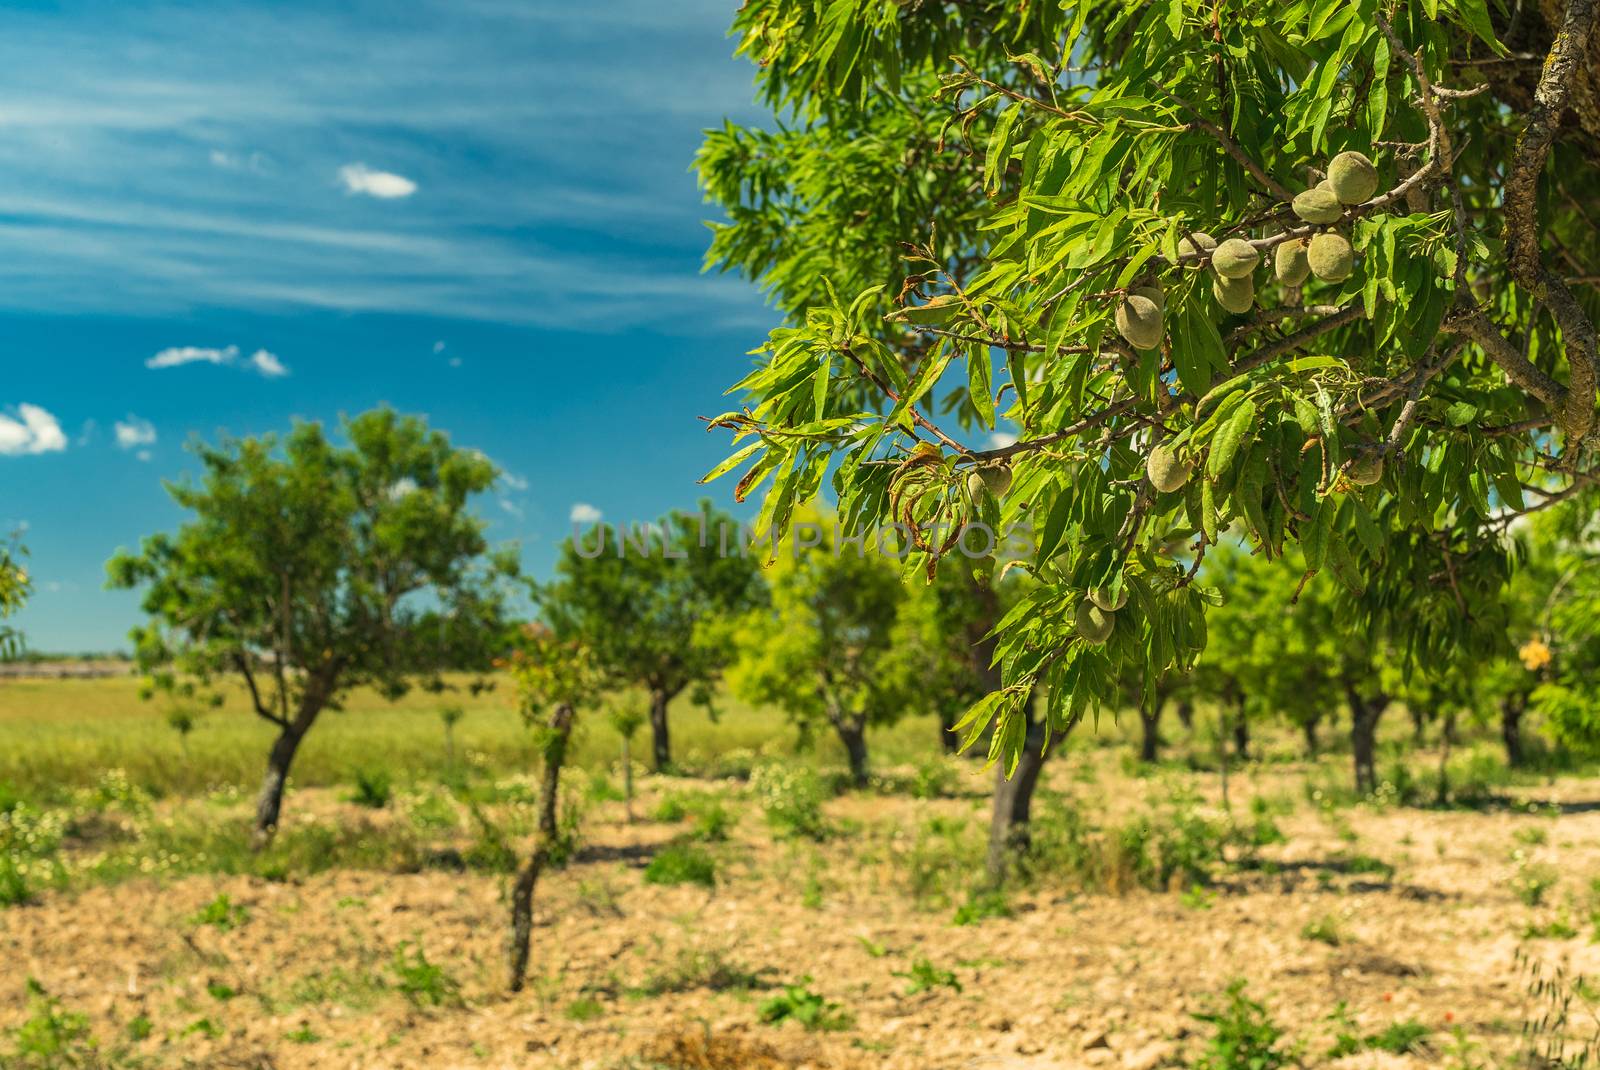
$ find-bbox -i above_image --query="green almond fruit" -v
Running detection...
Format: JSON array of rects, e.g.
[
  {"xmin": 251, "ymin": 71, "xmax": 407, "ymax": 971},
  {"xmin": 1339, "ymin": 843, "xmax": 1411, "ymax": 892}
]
[
  {"xmin": 1292, "ymin": 186, "xmax": 1344, "ymax": 225},
  {"xmin": 1177, "ymin": 231, "xmax": 1217, "ymax": 264},
  {"xmin": 1274, "ymin": 238, "xmax": 1311, "ymax": 286},
  {"xmin": 1146, "ymin": 443, "xmax": 1191, "ymax": 493},
  {"xmin": 1114, "ymin": 294, "xmax": 1164, "ymax": 351},
  {"xmin": 1089, "ymin": 585, "xmax": 1128, "ymax": 612},
  {"xmin": 1130, "ymin": 284, "xmax": 1165, "ymax": 312},
  {"xmin": 1210, "ymin": 238, "xmax": 1260, "ymax": 279},
  {"xmin": 1308, "ymin": 232, "xmax": 1353, "ymax": 283},
  {"xmin": 1076, "ymin": 598, "xmax": 1115, "ymax": 644},
  {"xmin": 1328, "ymin": 151, "xmax": 1379, "ymax": 205},
  {"xmin": 1346, "ymin": 452, "xmax": 1384, "ymax": 486},
  {"xmin": 1213, "ymin": 272, "xmax": 1255, "ymax": 313}
]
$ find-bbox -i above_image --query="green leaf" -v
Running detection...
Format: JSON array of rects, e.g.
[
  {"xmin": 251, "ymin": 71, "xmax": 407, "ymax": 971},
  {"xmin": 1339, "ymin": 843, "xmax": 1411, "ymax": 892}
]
[{"xmin": 1207, "ymin": 400, "xmax": 1257, "ymax": 479}]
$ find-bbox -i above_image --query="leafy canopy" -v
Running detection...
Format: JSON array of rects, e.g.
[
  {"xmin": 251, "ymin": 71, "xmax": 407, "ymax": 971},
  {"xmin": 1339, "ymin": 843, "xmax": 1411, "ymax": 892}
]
[
  {"xmin": 699, "ymin": 0, "xmax": 1599, "ymax": 768},
  {"xmin": 108, "ymin": 408, "xmax": 516, "ymax": 723},
  {"xmin": 540, "ymin": 503, "xmax": 768, "ymax": 703}
]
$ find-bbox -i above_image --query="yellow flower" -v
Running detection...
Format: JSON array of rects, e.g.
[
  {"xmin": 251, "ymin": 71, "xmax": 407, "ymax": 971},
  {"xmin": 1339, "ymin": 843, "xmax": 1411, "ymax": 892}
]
[{"xmin": 1519, "ymin": 638, "xmax": 1552, "ymax": 672}]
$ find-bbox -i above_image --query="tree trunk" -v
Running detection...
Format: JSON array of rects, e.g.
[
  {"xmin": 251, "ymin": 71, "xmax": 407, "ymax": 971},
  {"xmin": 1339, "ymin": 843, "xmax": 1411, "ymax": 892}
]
[
  {"xmin": 1139, "ymin": 702, "xmax": 1162, "ymax": 763},
  {"xmin": 621, "ymin": 734, "xmax": 634, "ymax": 822},
  {"xmin": 1232, "ymin": 707, "xmax": 1250, "ymax": 761},
  {"xmin": 1410, "ymin": 704, "xmax": 1427, "ymax": 744},
  {"xmin": 648, "ymin": 685, "xmax": 672, "ymax": 772},
  {"xmin": 1502, "ymin": 695, "xmax": 1527, "ymax": 768},
  {"xmin": 252, "ymin": 723, "xmax": 310, "ymax": 848},
  {"xmin": 1436, "ymin": 710, "xmax": 1456, "ymax": 806},
  {"xmin": 937, "ymin": 707, "xmax": 961, "ymax": 754},
  {"xmin": 508, "ymin": 702, "xmax": 575, "ymax": 993},
  {"xmin": 986, "ymin": 696, "xmax": 1057, "ymax": 883},
  {"xmin": 1302, "ymin": 715, "xmax": 1320, "ymax": 757},
  {"xmin": 834, "ymin": 716, "xmax": 870, "ymax": 788},
  {"xmin": 1346, "ymin": 686, "xmax": 1386, "ymax": 796},
  {"xmin": 1176, "ymin": 698, "xmax": 1194, "ymax": 732}
]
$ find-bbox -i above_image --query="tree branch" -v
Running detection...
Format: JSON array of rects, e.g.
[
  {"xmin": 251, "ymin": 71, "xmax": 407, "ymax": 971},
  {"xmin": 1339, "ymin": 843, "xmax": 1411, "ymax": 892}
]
[{"xmin": 1500, "ymin": 0, "xmax": 1600, "ymax": 444}]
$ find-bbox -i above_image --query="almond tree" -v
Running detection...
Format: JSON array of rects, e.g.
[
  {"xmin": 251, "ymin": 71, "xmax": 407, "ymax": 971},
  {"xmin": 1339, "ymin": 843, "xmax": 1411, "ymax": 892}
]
[
  {"xmin": 540, "ymin": 503, "xmax": 766, "ymax": 772},
  {"xmin": 505, "ymin": 625, "xmax": 600, "ymax": 993},
  {"xmin": 108, "ymin": 409, "xmax": 516, "ymax": 844},
  {"xmin": 728, "ymin": 511, "xmax": 916, "ymax": 787},
  {"xmin": 699, "ymin": 0, "xmax": 1595, "ymax": 774}
]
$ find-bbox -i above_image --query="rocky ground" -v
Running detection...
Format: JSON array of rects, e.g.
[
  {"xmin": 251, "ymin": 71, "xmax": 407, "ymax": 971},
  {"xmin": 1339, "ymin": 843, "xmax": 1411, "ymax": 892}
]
[{"xmin": 4, "ymin": 754, "xmax": 1600, "ymax": 1069}]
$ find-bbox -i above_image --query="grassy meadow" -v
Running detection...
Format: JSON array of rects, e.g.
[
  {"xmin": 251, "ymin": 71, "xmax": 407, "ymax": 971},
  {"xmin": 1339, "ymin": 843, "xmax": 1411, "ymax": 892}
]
[{"xmin": 0, "ymin": 672, "xmax": 948, "ymax": 803}]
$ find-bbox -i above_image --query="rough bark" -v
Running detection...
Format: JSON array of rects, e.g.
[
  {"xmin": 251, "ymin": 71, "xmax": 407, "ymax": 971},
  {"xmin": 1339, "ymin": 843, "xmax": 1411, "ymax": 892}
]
[
  {"xmin": 508, "ymin": 702, "xmax": 575, "ymax": 993},
  {"xmin": 252, "ymin": 724, "xmax": 308, "ymax": 847},
  {"xmin": 833, "ymin": 715, "xmax": 870, "ymax": 788},
  {"xmin": 1302, "ymin": 715, "xmax": 1320, "ymax": 757},
  {"xmin": 986, "ymin": 695, "xmax": 1057, "ymax": 883},
  {"xmin": 1346, "ymin": 686, "xmax": 1389, "ymax": 796},
  {"xmin": 1139, "ymin": 702, "xmax": 1162, "ymax": 763},
  {"xmin": 647, "ymin": 685, "xmax": 675, "ymax": 772}
]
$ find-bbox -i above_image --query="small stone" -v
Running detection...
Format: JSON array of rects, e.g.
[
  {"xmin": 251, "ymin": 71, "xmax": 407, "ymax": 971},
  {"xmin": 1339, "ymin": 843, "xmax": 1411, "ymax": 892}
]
[{"xmin": 1123, "ymin": 1040, "xmax": 1176, "ymax": 1070}]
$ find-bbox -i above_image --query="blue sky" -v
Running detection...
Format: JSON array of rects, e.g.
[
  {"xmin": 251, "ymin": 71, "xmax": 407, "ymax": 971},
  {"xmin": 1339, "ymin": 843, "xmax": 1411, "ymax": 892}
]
[{"xmin": 2, "ymin": 0, "xmax": 778, "ymax": 651}]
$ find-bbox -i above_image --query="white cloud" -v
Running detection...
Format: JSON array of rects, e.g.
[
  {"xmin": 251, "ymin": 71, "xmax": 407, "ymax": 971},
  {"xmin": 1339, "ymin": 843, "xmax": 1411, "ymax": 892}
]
[
  {"xmin": 249, "ymin": 349, "xmax": 288, "ymax": 377},
  {"xmin": 569, "ymin": 502, "xmax": 602, "ymax": 525},
  {"xmin": 0, "ymin": 404, "xmax": 67, "ymax": 456},
  {"xmin": 114, "ymin": 415, "xmax": 157, "ymax": 451},
  {"xmin": 146, "ymin": 344, "xmax": 288, "ymax": 377},
  {"xmin": 988, "ymin": 431, "xmax": 1018, "ymax": 449},
  {"xmin": 147, "ymin": 344, "xmax": 238, "ymax": 370},
  {"xmin": 338, "ymin": 163, "xmax": 417, "ymax": 199},
  {"xmin": 501, "ymin": 472, "xmax": 529, "ymax": 492},
  {"xmin": 498, "ymin": 498, "xmax": 524, "ymax": 518},
  {"xmin": 433, "ymin": 340, "xmax": 446, "ymax": 353}
]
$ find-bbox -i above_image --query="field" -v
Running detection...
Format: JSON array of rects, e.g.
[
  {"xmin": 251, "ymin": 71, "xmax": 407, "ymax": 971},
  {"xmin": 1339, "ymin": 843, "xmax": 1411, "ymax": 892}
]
[{"xmin": 4, "ymin": 675, "xmax": 1600, "ymax": 1069}]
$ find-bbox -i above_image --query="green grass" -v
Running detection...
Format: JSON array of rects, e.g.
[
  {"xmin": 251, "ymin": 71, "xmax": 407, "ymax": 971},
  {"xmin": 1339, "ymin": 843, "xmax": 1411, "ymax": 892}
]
[
  {"xmin": 0, "ymin": 674, "xmax": 947, "ymax": 802},
  {"xmin": 642, "ymin": 843, "xmax": 717, "ymax": 888}
]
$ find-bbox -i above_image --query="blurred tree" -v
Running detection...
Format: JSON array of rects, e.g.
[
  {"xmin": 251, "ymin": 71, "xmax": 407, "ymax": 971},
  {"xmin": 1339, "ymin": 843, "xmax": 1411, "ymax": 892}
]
[
  {"xmin": 729, "ymin": 509, "xmax": 916, "ymax": 787},
  {"xmin": 541, "ymin": 503, "xmax": 766, "ymax": 772},
  {"xmin": 0, "ymin": 536, "xmax": 29, "ymax": 661},
  {"xmin": 108, "ymin": 409, "xmax": 516, "ymax": 845}
]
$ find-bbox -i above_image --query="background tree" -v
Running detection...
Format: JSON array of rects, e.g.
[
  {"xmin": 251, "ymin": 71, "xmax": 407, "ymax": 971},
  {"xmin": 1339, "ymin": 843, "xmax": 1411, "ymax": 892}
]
[
  {"xmin": 700, "ymin": 0, "xmax": 1600, "ymax": 775},
  {"xmin": 1524, "ymin": 488, "xmax": 1600, "ymax": 753},
  {"xmin": 0, "ymin": 537, "xmax": 29, "ymax": 661},
  {"xmin": 504, "ymin": 624, "xmax": 601, "ymax": 993},
  {"xmin": 541, "ymin": 503, "xmax": 766, "ymax": 772},
  {"xmin": 107, "ymin": 409, "xmax": 514, "ymax": 844},
  {"xmin": 728, "ymin": 510, "xmax": 917, "ymax": 787}
]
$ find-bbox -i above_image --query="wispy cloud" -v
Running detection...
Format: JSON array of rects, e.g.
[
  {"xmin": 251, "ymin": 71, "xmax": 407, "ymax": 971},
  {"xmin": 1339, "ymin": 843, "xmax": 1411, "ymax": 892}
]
[
  {"xmin": 147, "ymin": 344, "xmax": 237, "ymax": 370},
  {"xmin": 988, "ymin": 431, "xmax": 1018, "ymax": 449},
  {"xmin": 0, "ymin": 404, "xmax": 67, "ymax": 456},
  {"xmin": 146, "ymin": 344, "xmax": 289, "ymax": 377},
  {"xmin": 501, "ymin": 472, "xmax": 529, "ymax": 492},
  {"xmin": 113, "ymin": 415, "xmax": 156, "ymax": 451},
  {"xmin": 0, "ymin": 0, "xmax": 767, "ymax": 332},
  {"xmin": 338, "ymin": 163, "xmax": 417, "ymax": 199},
  {"xmin": 569, "ymin": 502, "xmax": 602, "ymax": 525}
]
